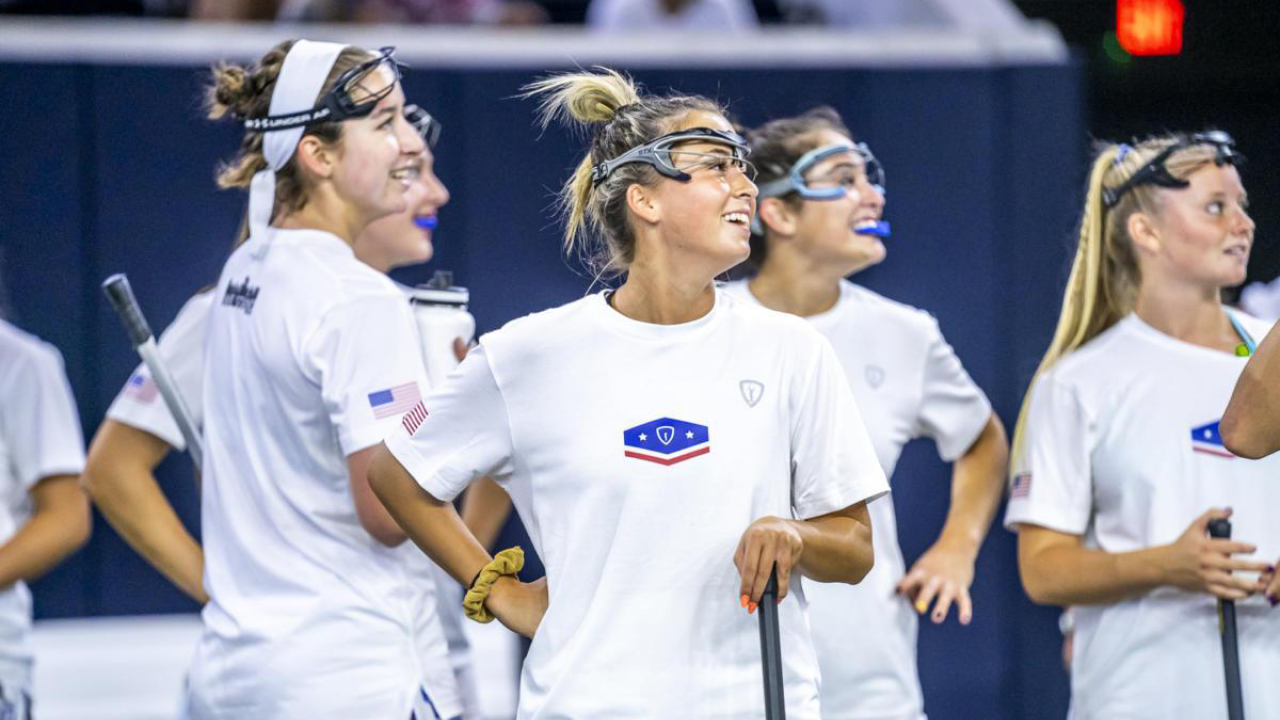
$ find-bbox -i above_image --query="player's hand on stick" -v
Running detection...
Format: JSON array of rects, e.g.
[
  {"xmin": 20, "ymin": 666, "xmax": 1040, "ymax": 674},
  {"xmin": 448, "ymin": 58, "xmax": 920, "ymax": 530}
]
[
  {"xmin": 896, "ymin": 539, "xmax": 976, "ymax": 625},
  {"xmin": 1162, "ymin": 508, "xmax": 1269, "ymax": 600},
  {"xmin": 486, "ymin": 575, "xmax": 548, "ymax": 638},
  {"xmin": 735, "ymin": 516, "xmax": 803, "ymax": 612}
]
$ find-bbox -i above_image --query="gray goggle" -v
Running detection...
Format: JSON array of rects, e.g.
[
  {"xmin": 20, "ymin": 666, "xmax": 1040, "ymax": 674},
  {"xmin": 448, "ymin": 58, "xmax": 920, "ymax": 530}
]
[
  {"xmin": 591, "ymin": 127, "xmax": 753, "ymax": 186},
  {"xmin": 755, "ymin": 142, "xmax": 885, "ymax": 201},
  {"xmin": 404, "ymin": 104, "xmax": 441, "ymax": 148},
  {"xmin": 751, "ymin": 142, "xmax": 890, "ymax": 238},
  {"xmin": 244, "ymin": 46, "xmax": 405, "ymax": 132}
]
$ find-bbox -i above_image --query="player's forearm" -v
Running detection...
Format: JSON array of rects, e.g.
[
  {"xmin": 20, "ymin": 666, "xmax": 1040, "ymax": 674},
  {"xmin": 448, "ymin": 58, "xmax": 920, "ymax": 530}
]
[
  {"xmin": 460, "ymin": 476, "xmax": 513, "ymax": 551},
  {"xmin": 93, "ymin": 481, "xmax": 205, "ymax": 602},
  {"xmin": 1222, "ymin": 328, "xmax": 1280, "ymax": 458},
  {"xmin": 1018, "ymin": 535, "xmax": 1169, "ymax": 606},
  {"xmin": 793, "ymin": 502, "xmax": 874, "ymax": 585},
  {"xmin": 0, "ymin": 477, "xmax": 90, "ymax": 589},
  {"xmin": 83, "ymin": 422, "xmax": 207, "ymax": 602},
  {"xmin": 936, "ymin": 414, "xmax": 1008, "ymax": 556},
  {"xmin": 369, "ymin": 444, "xmax": 495, "ymax": 586},
  {"xmin": 348, "ymin": 446, "xmax": 408, "ymax": 547}
]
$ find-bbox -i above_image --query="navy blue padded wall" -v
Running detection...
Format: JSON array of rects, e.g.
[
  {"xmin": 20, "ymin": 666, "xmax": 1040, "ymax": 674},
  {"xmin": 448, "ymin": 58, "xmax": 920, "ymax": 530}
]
[
  {"xmin": 0, "ymin": 58, "xmax": 1083, "ymax": 720},
  {"xmin": 0, "ymin": 63, "xmax": 94, "ymax": 617}
]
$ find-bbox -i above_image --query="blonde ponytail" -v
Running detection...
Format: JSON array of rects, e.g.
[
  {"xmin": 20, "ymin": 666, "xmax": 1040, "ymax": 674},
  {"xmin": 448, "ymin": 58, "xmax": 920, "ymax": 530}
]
[
  {"xmin": 1010, "ymin": 147, "xmax": 1123, "ymax": 467},
  {"xmin": 1011, "ymin": 135, "xmax": 1225, "ymax": 468},
  {"xmin": 525, "ymin": 68, "xmax": 641, "ymax": 129},
  {"xmin": 523, "ymin": 69, "xmax": 641, "ymax": 259},
  {"xmin": 521, "ymin": 68, "xmax": 723, "ymax": 278}
]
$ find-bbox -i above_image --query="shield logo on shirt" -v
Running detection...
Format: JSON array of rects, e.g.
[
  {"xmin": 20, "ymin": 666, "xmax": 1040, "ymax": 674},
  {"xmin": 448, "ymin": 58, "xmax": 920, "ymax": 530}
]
[
  {"xmin": 740, "ymin": 379, "xmax": 764, "ymax": 407},
  {"xmin": 865, "ymin": 365, "xmax": 885, "ymax": 389},
  {"xmin": 1190, "ymin": 420, "xmax": 1234, "ymax": 459},
  {"xmin": 623, "ymin": 417, "xmax": 711, "ymax": 466}
]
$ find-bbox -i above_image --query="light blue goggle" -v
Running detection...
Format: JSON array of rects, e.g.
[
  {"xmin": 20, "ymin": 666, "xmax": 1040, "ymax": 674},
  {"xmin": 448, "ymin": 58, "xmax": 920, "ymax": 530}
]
[{"xmin": 752, "ymin": 143, "xmax": 889, "ymax": 237}]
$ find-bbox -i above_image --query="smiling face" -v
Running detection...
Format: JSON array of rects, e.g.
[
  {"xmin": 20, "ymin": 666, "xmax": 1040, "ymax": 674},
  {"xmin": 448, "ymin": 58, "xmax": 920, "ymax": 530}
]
[
  {"xmin": 1138, "ymin": 163, "xmax": 1254, "ymax": 290},
  {"xmin": 639, "ymin": 110, "xmax": 759, "ymax": 276},
  {"xmin": 786, "ymin": 129, "xmax": 887, "ymax": 275},
  {"xmin": 326, "ymin": 66, "xmax": 426, "ymax": 226},
  {"xmin": 354, "ymin": 144, "xmax": 450, "ymax": 273}
]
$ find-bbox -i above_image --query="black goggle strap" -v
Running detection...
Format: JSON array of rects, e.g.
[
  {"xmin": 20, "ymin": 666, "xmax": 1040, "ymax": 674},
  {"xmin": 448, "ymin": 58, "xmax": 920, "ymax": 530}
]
[
  {"xmin": 243, "ymin": 46, "xmax": 404, "ymax": 132},
  {"xmin": 328, "ymin": 46, "xmax": 404, "ymax": 117},
  {"xmin": 591, "ymin": 127, "xmax": 750, "ymax": 186},
  {"xmin": 244, "ymin": 106, "xmax": 332, "ymax": 132},
  {"xmin": 858, "ymin": 142, "xmax": 887, "ymax": 197},
  {"xmin": 1102, "ymin": 131, "xmax": 1240, "ymax": 209},
  {"xmin": 404, "ymin": 104, "xmax": 442, "ymax": 148}
]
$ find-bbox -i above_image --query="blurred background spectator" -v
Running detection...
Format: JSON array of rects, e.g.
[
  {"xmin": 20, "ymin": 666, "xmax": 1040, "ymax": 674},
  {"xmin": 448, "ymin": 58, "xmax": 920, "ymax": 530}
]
[
  {"xmin": 273, "ymin": 0, "xmax": 550, "ymax": 24},
  {"xmin": 776, "ymin": 0, "xmax": 1025, "ymax": 28},
  {"xmin": 0, "ymin": 0, "xmax": 1034, "ymax": 25},
  {"xmin": 585, "ymin": 0, "xmax": 758, "ymax": 32},
  {"xmin": 0, "ymin": 0, "xmax": 551, "ymax": 23}
]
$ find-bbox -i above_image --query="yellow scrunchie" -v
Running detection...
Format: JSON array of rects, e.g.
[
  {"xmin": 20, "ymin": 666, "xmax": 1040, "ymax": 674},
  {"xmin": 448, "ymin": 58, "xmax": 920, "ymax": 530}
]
[{"xmin": 463, "ymin": 547, "xmax": 524, "ymax": 623}]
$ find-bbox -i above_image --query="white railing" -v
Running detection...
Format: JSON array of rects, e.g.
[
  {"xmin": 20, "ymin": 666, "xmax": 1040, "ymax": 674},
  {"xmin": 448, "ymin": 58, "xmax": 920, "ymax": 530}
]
[{"xmin": 0, "ymin": 17, "xmax": 1066, "ymax": 67}]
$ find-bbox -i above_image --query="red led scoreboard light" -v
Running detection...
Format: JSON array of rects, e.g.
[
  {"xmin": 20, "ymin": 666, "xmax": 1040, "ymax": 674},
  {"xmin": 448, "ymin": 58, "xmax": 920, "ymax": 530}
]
[{"xmin": 1117, "ymin": 0, "xmax": 1185, "ymax": 55}]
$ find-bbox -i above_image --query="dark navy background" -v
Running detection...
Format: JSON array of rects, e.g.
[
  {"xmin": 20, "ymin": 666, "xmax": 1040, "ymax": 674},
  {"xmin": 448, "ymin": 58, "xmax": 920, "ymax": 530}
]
[{"xmin": 0, "ymin": 59, "xmax": 1085, "ymax": 719}]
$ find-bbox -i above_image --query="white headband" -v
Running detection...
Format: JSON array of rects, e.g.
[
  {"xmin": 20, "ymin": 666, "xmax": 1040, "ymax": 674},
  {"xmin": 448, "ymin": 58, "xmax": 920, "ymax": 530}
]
[{"xmin": 246, "ymin": 39, "xmax": 347, "ymax": 255}]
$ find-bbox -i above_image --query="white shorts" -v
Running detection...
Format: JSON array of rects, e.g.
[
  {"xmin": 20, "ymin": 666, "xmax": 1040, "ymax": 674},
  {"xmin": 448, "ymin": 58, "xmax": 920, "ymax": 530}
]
[{"xmin": 0, "ymin": 684, "xmax": 31, "ymax": 720}]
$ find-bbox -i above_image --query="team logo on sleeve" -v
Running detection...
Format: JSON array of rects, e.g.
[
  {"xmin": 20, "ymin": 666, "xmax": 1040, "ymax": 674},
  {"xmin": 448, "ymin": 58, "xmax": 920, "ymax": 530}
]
[
  {"xmin": 369, "ymin": 382, "xmax": 422, "ymax": 420},
  {"xmin": 1190, "ymin": 420, "xmax": 1234, "ymax": 459},
  {"xmin": 124, "ymin": 371, "xmax": 159, "ymax": 403},
  {"xmin": 622, "ymin": 417, "xmax": 710, "ymax": 466}
]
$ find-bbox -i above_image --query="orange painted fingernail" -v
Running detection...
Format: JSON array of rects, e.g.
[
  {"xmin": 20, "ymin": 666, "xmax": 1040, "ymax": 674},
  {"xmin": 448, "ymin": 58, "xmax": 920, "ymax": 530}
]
[
  {"xmin": 915, "ymin": 600, "xmax": 927, "ymax": 614},
  {"xmin": 740, "ymin": 594, "xmax": 749, "ymax": 608},
  {"xmin": 748, "ymin": 602, "xmax": 758, "ymax": 614}
]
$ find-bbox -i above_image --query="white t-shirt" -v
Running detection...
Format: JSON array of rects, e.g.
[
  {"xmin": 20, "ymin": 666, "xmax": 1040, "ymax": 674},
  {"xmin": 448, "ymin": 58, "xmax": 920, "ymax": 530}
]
[
  {"xmin": 1005, "ymin": 312, "xmax": 1280, "ymax": 720},
  {"xmin": 586, "ymin": 0, "xmax": 759, "ymax": 31},
  {"xmin": 0, "ymin": 319, "xmax": 86, "ymax": 695},
  {"xmin": 386, "ymin": 288, "xmax": 889, "ymax": 720},
  {"xmin": 106, "ymin": 281, "xmax": 472, "ymax": 718},
  {"xmin": 725, "ymin": 279, "xmax": 991, "ymax": 720},
  {"xmin": 188, "ymin": 230, "xmax": 456, "ymax": 719}
]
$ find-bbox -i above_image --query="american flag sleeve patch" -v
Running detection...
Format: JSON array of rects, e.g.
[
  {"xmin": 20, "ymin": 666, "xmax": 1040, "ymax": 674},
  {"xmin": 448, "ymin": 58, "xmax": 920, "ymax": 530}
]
[
  {"xmin": 1011, "ymin": 471, "xmax": 1032, "ymax": 498},
  {"xmin": 124, "ymin": 371, "xmax": 159, "ymax": 403},
  {"xmin": 402, "ymin": 401, "xmax": 429, "ymax": 436},
  {"xmin": 368, "ymin": 382, "xmax": 422, "ymax": 420}
]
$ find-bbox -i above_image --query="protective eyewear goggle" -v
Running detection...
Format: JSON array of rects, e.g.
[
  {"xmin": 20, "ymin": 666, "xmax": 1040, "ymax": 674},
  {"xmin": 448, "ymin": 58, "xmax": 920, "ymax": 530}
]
[
  {"xmin": 751, "ymin": 142, "xmax": 890, "ymax": 237},
  {"xmin": 756, "ymin": 142, "xmax": 886, "ymax": 202},
  {"xmin": 404, "ymin": 104, "xmax": 442, "ymax": 148},
  {"xmin": 244, "ymin": 46, "xmax": 405, "ymax": 132},
  {"xmin": 591, "ymin": 127, "xmax": 754, "ymax": 186},
  {"xmin": 1103, "ymin": 130, "xmax": 1242, "ymax": 208}
]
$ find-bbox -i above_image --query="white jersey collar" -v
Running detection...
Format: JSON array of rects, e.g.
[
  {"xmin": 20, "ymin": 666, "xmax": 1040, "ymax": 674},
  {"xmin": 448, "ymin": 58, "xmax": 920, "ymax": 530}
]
[{"xmin": 590, "ymin": 285, "xmax": 723, "ymax": 341}]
